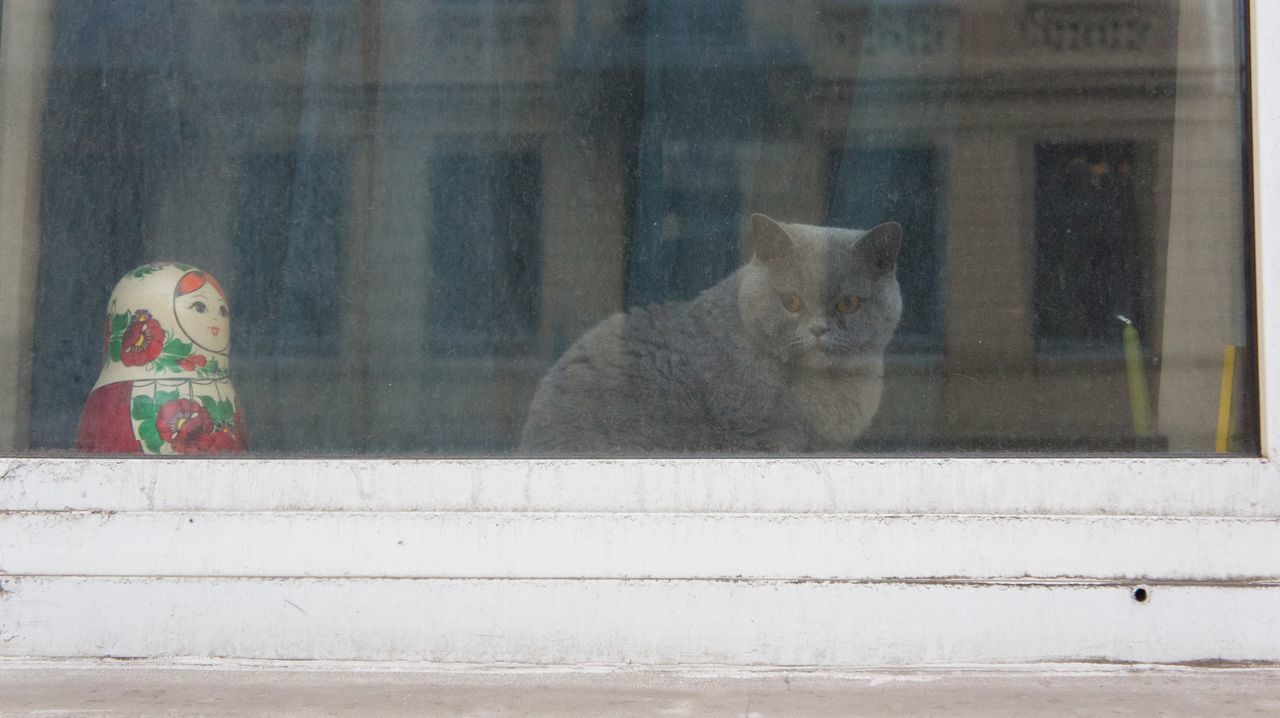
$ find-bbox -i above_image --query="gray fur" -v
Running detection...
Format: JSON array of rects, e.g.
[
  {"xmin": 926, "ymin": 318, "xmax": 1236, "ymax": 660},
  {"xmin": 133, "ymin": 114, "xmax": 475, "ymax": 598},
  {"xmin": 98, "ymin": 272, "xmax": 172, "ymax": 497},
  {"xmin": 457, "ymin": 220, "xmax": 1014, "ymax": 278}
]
[{"xmin": 520, "ymin": 214, "xmax": 903, "ymax": 454}]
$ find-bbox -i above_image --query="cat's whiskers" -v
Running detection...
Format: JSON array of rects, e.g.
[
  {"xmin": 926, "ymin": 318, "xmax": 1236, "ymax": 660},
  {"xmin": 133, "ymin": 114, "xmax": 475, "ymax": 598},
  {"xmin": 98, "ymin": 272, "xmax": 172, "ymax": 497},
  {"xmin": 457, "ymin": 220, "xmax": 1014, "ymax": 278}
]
[
  {"xmin": 783, "ymin": 333, "xmax": 816, "ymax": 358},
  {"xmin": 820, "ymin": 335, "xmax": 857, "ymax": 355}
]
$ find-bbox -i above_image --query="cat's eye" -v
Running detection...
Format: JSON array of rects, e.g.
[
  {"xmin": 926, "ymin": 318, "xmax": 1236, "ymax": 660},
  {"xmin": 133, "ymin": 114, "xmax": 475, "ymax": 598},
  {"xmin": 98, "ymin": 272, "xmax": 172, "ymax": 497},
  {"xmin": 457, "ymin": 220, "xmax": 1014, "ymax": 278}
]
[
  {"xmin": 189, "ymin": 301, "xmax": 208, "ymax": 314},
  {"xmin": 778, "ymin": 293, "xmax": 803, "ymax": 313},
  {"xmin": 836, "ymin": 295, "xmax": 863, "ymax": 314}
]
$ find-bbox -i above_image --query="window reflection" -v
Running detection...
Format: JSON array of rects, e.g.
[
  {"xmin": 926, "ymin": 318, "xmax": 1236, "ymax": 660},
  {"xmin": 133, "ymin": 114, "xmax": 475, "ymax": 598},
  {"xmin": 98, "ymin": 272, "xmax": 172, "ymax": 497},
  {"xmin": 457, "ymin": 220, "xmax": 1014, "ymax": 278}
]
[
  {"xmin": 427, "ymin": 148, "xmax": 542, "ymax": 357},
  {"xmin": 0, "ymin": 0, "xmax": 1256, "ymax": 455}
]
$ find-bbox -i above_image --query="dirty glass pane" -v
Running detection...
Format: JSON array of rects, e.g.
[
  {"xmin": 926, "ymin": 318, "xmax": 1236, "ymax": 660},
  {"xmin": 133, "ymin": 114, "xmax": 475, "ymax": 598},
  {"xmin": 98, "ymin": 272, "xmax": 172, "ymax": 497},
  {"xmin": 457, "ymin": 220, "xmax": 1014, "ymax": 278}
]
[{"xmin": 0, "ymin": 0, "xmax": 1257, "ymax": 455}]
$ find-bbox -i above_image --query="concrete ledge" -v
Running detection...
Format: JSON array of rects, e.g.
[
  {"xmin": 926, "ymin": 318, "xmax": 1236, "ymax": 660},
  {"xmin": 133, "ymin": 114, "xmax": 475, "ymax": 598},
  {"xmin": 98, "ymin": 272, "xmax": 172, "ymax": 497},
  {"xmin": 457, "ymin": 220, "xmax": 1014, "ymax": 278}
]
[{"xmin": 1, "ymin": 660, "xmax": 1278, "ymax": 716}]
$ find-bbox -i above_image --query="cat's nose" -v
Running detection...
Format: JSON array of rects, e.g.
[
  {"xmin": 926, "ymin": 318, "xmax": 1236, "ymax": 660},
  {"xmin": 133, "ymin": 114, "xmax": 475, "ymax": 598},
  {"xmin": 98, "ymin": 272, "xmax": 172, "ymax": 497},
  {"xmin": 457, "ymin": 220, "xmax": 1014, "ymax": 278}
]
[{"xmin": 810, "ymin": 325, "xmax": 829, "ymax": 337}]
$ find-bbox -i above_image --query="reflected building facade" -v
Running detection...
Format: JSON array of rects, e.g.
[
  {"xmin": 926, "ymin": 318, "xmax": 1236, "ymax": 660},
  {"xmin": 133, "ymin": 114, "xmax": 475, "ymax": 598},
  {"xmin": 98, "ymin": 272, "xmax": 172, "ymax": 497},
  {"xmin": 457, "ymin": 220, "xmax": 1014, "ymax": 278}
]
[{"xmin": 18, "ymin": 0, "xmax": 1253, "ymax": 454}]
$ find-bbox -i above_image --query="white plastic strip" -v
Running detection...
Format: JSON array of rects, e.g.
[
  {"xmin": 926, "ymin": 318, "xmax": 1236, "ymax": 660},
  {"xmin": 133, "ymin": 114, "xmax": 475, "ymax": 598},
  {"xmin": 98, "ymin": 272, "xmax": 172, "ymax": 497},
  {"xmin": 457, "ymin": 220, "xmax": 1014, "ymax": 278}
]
[
  {"xmin": 2, "ymin": 457, "xmax": 1278, "ymax": 515},
  {"xmin": 1253, "ymin": 0, "xmax": 1280, "ymax": 456},
  {"xmin": 2, "ymin": 577, "xmax": 1277, "ymax": 664},
  {"xmin": 1, "ymin": 511, "xmax": 1276, "ymax": 580}
]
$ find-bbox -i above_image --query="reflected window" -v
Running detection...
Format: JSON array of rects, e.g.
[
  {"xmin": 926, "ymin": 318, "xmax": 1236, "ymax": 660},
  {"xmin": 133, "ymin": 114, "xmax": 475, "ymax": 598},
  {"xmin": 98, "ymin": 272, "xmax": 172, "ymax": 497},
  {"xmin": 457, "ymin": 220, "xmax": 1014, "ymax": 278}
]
[
  {"xmin": 1034, "ymin": 143, "xmax": 1152, "ymax": 355},
  {"xmin": 427, "ymin": 149, "xmax": 542, "ymax": 357},
  {"xmin": 234, "ymin": 152, "xmax": 346, "ymax": 358},
  {"xmin": 627, "ymin": 141, "xmax": 742, "ymax": 305},
  {"xmin": 828, "ymin": 146, "xmax": 947, "ymax": 351}
]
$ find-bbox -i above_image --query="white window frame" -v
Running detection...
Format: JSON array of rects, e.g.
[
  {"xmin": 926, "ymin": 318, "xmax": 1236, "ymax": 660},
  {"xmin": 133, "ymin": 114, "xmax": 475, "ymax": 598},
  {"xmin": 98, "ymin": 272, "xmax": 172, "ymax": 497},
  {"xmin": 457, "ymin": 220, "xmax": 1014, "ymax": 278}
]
[{"xmin": 0, "ymin": 0, "xmax": 1278, "ymax": 666}]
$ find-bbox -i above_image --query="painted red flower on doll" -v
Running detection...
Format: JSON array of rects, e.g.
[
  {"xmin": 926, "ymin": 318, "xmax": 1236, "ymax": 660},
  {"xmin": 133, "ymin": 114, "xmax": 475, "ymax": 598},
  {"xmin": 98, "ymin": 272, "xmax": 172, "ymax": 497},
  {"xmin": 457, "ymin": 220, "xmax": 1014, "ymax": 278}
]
[
  {"xmin": 120, "ymin": 310, "xmax": 165, "ymax": 366},
  {"xmin": 198, "ymin": 427, "xmax": 244, "ymax": 453},
  {"xmin": 178, "ymin": 354, "xmax": 208, "ymax": 371},
  {"xmin": 155, "ymin": 398, "xmax": 212, "ymax": 453}
]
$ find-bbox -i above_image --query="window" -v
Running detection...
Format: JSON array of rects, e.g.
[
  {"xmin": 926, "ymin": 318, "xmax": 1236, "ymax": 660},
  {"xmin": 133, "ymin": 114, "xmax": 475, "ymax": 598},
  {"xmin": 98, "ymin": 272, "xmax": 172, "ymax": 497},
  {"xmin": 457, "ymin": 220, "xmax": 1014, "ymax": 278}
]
[
  {"xmin": 627, "ymin": 140, "xmax": 743, "ymax": 306},
  {"xmin": 235, "ymin": 151, "xmax": 346, "ymax": 360},
  {"xmin": 0, "ymin": 0, "xmax": 1276, "ymax": 669},
  {"xmin": 427, "ymin": 148, "xmax": 542, "ymax": 358},
  {"xmin": 1034, "ymin": 142, "xmax": 1150, "ymax": 355},
  {"xmin": 0, "ymin": 0, "xmax": 1258, "ymax": 456},
  {"xmin": 828, "ymin": 145, "xmax": 946, "ymax": 352}
]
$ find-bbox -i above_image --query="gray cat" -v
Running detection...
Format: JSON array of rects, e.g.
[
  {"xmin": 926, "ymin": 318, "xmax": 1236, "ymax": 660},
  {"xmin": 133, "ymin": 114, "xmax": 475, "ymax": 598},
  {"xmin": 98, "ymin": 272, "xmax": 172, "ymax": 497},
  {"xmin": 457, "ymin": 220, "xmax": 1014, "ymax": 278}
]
[{"xmin": 520, "ymin": 214, "xmax": 902, "ymax": 454}]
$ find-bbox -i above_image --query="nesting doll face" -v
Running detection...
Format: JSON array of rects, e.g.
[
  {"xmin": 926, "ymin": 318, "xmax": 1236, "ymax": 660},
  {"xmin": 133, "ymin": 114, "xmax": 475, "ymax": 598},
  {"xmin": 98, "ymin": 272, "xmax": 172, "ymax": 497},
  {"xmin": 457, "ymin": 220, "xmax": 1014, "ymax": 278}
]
[
  {"xmin": 92, "ymin": 263, "xmax": 234, "ymax": 390},
  {"xmin": 174, "ymin": 271, "xmax": 230, "ymax": 354}
]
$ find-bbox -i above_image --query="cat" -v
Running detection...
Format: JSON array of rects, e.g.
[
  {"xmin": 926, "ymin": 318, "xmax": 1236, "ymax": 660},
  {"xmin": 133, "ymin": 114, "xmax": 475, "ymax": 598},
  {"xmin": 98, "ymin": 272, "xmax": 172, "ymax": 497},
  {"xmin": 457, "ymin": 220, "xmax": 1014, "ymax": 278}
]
[{"xmin": 519, "ymin": 213, "xmax": 902, "ymax": 454}]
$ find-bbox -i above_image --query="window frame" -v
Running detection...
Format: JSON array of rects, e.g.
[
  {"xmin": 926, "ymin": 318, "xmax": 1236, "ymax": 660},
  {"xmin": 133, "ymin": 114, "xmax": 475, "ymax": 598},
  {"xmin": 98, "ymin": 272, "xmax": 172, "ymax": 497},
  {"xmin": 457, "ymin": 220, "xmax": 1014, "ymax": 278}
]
[
  {"xmin": 1252, "ymin": 0, "xmax": 1278, "ymax": 457},
  {"xmin": 0, "ymin": 0, "xmax": 1277, "ymax": 666}
]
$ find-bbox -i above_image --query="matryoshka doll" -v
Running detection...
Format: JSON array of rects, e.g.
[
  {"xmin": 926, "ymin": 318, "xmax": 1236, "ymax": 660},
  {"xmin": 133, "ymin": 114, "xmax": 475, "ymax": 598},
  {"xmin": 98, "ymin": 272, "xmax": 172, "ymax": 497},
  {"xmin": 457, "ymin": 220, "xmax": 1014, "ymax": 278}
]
[{"xmin": 76, "ymin": 263, "xmax": 248, "ymax": 454}]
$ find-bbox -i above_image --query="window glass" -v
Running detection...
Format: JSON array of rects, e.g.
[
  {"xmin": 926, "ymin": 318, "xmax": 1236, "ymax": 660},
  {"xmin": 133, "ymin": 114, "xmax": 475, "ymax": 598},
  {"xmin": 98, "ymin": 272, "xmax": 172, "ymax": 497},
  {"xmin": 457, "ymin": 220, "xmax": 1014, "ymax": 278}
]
[{"xmin": 0, "ymin": 0, "xmax": 1257, "ymax": 456}]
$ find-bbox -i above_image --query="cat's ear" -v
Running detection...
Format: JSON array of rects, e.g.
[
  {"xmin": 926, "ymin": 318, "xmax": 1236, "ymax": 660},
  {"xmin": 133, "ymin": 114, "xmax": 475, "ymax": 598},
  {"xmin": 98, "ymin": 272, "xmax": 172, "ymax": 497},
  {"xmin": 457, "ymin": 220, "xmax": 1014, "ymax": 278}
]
[
  {"xmin": 751, "ymin": 214, "xmax": 795, "ymax": 264},
  {"xmin": 856, "ymin": 222, "xmax": 902, "ymax": 274}
]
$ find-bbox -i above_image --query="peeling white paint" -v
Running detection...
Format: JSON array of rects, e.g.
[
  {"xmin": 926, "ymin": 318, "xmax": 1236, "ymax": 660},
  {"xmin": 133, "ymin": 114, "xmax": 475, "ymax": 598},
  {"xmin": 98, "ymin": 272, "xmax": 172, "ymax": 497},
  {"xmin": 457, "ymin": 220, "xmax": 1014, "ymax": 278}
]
[
  {"xmin": 1, "ymin": 457, "xmax": 1279, "ymax": 515},
  {"xmin": 0, "ymin": 511, "xmax": 1277, "ymax": 581},
  {"xmin": 2, "ymin": 578, "xmax": 1278, "ymax": 665}
]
